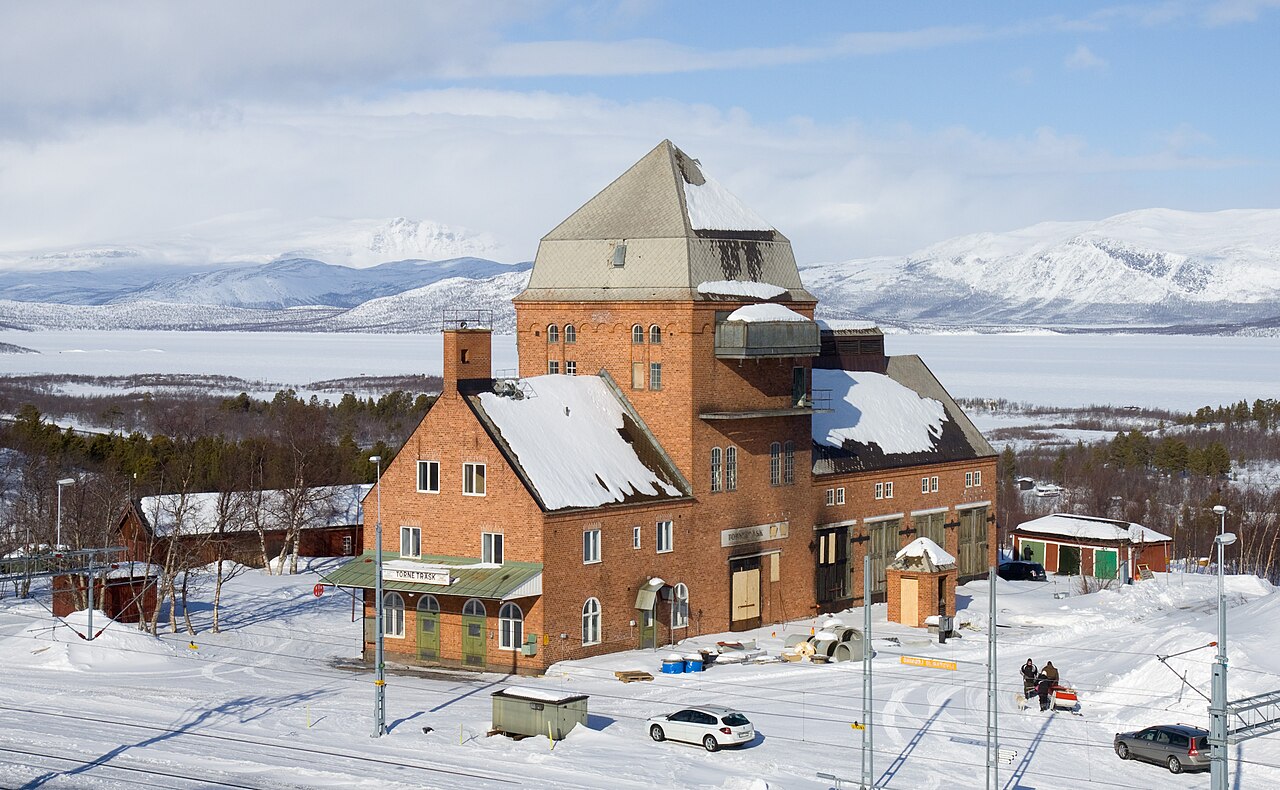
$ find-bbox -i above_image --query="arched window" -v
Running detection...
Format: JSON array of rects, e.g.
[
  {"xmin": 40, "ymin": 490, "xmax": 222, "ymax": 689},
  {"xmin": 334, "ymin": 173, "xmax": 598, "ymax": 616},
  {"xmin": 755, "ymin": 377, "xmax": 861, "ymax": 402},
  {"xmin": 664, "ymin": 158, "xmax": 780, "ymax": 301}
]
[
  {"xmin": 673, "ymin": 583, "xmax": 689, "ymax": 629},
  {"xmin": 770, "ymin": 442, "xmax": 782, "ymax": 486},
  {"xmin": 649, "ymin": 325, "xmax": 662, "ymax": 344},
  {"xmin": 564, "ymin": 324, "xmax": 577, "ymax": 344},
  {"xmin": 582, "ymin": 597, "xmax": 601, "ymax": 645},
  {"xmin": 499, "ymin": 602, "xmax": 523, "ymax": 651},
  {"xmin": 383, "ymin": 592, "xmax": 405, "ymax": 637},
  {"xmin": 417, "ymin": 594, "xmax": 439, "ymax": 613},
  {"xmin": 783, "ymin": 440, "xmax": 795, "ymax": 485},
  {"xmin": 463, "ymin": 598, "xmax": 486, "ymax": 617},
  {"xmin": 547, "ymin": 324, "xmax": 559, "ymax": 344},
  {"xmin": 710, "ymin": 447, "xmax": 723, "ymax": 493},
  {"xmin": 631, "ymin": 324, "xmax": 645, "ymax": 344},
  {"xmin": 725, "ymin": 446, "xmax": 738, "ymax": 491}
]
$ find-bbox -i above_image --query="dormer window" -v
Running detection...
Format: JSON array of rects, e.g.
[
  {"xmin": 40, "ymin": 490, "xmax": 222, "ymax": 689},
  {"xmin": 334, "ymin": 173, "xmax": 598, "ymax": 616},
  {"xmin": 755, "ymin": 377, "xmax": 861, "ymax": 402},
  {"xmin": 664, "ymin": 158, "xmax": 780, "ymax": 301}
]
[
  {"xmin": 649, "ymin": 325, "xmax": 662, "ymax": 344},
  {"xmin": 564, "ymin": 324, "xmax": 577, "ymax": 344},
  {"xmin": 632, "ymin": 324, "xmax": 644, "ymax": 344},
  {"xmin": 547, "ymin": 324, "xmax": 559, "ymax": 344}
]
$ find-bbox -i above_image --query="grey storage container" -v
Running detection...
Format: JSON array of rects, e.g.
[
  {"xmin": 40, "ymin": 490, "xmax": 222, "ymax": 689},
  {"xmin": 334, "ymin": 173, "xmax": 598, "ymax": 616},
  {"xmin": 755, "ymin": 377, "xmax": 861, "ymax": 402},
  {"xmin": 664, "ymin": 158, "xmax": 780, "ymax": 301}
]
[{"xmin": 491, "ymin": 687, "xmax": 589, "ymax": 740}]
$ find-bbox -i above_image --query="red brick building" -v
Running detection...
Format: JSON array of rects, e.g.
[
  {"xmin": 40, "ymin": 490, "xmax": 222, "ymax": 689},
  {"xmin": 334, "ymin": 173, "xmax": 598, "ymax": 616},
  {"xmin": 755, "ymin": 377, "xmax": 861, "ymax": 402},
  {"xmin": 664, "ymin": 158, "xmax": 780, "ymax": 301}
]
[{"xmin": 325, "ymin": 141, "xmax": 998, "ymax": 674}]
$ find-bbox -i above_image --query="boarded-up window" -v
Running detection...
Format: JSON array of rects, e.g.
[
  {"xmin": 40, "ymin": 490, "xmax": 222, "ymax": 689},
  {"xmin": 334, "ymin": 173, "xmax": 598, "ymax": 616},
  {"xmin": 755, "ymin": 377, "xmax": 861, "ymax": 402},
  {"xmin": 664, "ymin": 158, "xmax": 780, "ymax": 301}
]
[
  {"xmin": 867, "ymin": 518, "xmax": 899, "ymax": 595},
  {"xmin": 958, "ymin": 506, "xmax": 988, "ymax": 577}
]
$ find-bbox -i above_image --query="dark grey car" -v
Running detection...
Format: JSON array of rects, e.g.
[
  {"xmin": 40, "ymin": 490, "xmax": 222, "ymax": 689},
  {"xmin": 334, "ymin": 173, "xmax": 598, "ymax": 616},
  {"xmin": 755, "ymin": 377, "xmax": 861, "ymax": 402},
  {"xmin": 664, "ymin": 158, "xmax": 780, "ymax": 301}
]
[{"xmin": 1114, "ymin": 724, "xmax": 1210, "ymax": 774}]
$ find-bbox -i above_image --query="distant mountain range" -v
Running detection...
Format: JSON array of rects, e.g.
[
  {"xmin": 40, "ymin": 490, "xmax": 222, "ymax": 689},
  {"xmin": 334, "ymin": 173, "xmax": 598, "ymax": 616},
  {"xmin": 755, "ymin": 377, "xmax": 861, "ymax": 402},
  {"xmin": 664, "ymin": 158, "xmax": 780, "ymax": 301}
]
[{"xmin": 1, "ymin": 209, "xmax": 1278, "ymax": 334}]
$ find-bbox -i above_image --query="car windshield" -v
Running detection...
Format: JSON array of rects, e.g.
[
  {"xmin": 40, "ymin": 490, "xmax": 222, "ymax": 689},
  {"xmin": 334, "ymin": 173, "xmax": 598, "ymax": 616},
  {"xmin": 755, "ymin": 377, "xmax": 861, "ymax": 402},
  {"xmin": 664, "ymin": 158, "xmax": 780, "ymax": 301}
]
[{"xmin": 722, "ymin": 713, "xmax": 750, "ymax": 727}]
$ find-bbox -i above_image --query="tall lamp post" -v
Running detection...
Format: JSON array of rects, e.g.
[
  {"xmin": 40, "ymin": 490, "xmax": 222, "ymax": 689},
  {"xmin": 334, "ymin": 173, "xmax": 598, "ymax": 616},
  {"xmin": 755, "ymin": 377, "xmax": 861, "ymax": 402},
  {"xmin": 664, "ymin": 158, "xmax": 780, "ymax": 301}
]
[
  {"xmin": 55, "ymin": 478, "xmax": 75, "ymax": 548},
  {"xmin": 370, "ymin": 455, "xmax": 386, "ymax": 738},
  {"xmin": 1210, "ymin": 504, "xmax": 1233, "ymax": 790}
]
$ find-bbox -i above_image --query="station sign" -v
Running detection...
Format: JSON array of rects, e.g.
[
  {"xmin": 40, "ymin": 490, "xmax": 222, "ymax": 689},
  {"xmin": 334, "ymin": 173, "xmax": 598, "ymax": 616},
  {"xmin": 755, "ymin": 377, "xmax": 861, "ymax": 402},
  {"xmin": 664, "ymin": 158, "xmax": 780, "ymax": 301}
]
[
  {"xmin": 721, "ymin": 521, "xmax": 789, "ymax": 548},
  {"xmin": 384, "ymin": 566, "xmax": 452, "ymax": 586}
]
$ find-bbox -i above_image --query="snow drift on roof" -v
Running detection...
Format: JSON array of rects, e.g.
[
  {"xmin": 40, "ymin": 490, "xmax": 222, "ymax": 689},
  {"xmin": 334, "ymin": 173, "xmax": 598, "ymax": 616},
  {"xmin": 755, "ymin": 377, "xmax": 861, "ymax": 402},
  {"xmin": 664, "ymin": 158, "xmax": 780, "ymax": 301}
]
[
  {"xmin": 1017, "ymin": 513, "xmax": 1172, "ymax": 543},
  {"xmin": 682, "ymin": 173, "xmax": 773, "ymax": 232},
  {"xmin": 477, "ymin": 375, "xmax": 681, "ymax": 510},
  {"xmin": 817, "ymin": 319, "xmax": 879, "ymax": 332},
  {"xmin": 696, "ymin": 280, "xmax": 788, "ymax": 300},
  {"xmin": 139, "ymin": 484, "xmax": 371, "ymax": 537},
  {"xmin": 726, "ymin": 303, "xmax": 810, "ymax": 323},
  {"xmin": 496, "ymin": 686, "xmax": 584, "ymax": 703},
  {"xmin": 812, "ymin": 369, "xmax": 948, "ymax": 455},
  {"xmin": 896, "ymin": 537, "xmax": 957, "ymax": 567}
]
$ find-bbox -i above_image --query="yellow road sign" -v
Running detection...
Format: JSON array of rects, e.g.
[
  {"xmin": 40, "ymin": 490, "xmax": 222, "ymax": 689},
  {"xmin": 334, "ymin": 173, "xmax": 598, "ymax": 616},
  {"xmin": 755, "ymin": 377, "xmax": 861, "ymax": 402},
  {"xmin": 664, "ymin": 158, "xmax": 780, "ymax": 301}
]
[{"xmin": 900, "ymin": 655, "xmax": 957, "ymax": 671}]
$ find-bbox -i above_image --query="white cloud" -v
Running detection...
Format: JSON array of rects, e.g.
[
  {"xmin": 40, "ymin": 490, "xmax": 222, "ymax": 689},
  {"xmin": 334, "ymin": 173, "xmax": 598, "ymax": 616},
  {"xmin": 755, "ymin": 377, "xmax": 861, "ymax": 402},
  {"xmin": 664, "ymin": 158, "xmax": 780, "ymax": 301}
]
[
  {"xmin": 1203, "ymin": 0, "xmax": 1280, "ymax": 25},
  {"xmin": 1065, "ymin": 43, "xmax": 1108, "ymax": 70}
]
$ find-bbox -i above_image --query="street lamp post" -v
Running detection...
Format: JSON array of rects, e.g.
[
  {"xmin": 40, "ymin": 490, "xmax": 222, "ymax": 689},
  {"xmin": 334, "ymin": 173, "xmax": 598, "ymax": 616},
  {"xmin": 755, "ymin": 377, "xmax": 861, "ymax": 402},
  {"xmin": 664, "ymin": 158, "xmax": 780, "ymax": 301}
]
[
  {"xmin": 1210, "ymin": 504, "xmax": 1232, "ymax": 790},
  {"xmin": 370, "ymin": 455, "xmax": 386, "ymax": 738},
  {"xmin": 55, "ymin": 478, "xmax": 75, "ymax": 548}
]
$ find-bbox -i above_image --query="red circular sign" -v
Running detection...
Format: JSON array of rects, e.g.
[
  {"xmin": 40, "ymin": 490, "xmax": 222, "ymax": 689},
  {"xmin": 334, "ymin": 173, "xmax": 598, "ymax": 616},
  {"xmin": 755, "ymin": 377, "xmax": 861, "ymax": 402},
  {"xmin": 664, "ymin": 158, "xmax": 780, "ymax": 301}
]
[{"xmin": 313, "ymin": 583, "xmax": 325, "ymax": 598}]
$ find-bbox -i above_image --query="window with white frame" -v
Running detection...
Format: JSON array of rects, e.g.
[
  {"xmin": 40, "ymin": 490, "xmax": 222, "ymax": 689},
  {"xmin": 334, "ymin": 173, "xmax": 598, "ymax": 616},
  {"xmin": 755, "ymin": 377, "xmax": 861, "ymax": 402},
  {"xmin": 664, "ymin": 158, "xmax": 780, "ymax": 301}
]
[
  {"xmin": 875, "ymin": 482, "xmax": 884, "ymax": 499},
  {"xmin": 885, "ymin": 481, "xmax": 894, "ymax": 499},
  {"xmin": 649, "ymin": 324, "xmax": 662, "ymax": 344},
  {"xmin": 632, "ymin": 525, "xmax": 641, "ymax": 549},
  {"xmin": 930, "ymin": 476, "xmax": 939, "ymax": 493},
  {"xmin": 582, "ymin": 597, "xmax": 601, "ymax": 645},
  {"xmin": 649, "ymin": 362, "xmax": 662, "ymax": 390},
  {"xmin": 656, "ymin": 520, "xmax": 673, "ymax": 553},
  {"xmin": 710, "ymin": 447, "xmax": 723, "ymax": 493},
  {"xmin": 673, "ymin": 583, "xmax": 689, "ymax": 628},
  {"xmin": 922, "ymin": 477, "xmax": 931, "ymax": 494},
  {"xmin": 383, "ymin": 592, "xmax": 405, "ymax": 637},
  {"xmin": 547, "ymin": 324, "xmax": 559, "ymax": 344},
  {"xmin": 973, "ymin": 470, "xmax": 982, "ymax": 487},
  {"xmin": 725, "ymin": 446, "xmax": 738, "ymax": 491},
  {"xmin": 770, "ymin": 442, "xmax": 782, "ymax": 486},
  {"xmin": 499, "ymin": 602, "xmax": 523, "ymax": 650},
  {"xmin": 463, "ymin": 463, "xmax": 486, "ymax": 496},
  {"xmin": 836, "ymin": 487, "xmax": 846, "ymax": 504},
  {"xmin": 783, "ymin": 441, "xmax": 795, "ymax": 485},
  {"xmin": 564, "ymin": 324, "xmax": 576, "ymax": 344},
  {"xmin": 482, "ymin": 532, "xmax": 504, "ymax": 564},
  {"xmin": 417, "ymin": 460, "xmax": 440, "ymax": 493},
  {"xmin": 565, "ymin": 360, "xmax": 576, "ymax": 376},
  {"xmin": 632, "ymin": 324, "xmax": 644, "ymax": 344},
  {"xmin": 548, "ymin": 360, "xmax": 559, "ymax": 375},
  {"xmin": 826, "ymin": 488, "xmax": 835, "ymax": 506},
  {"xmin": 583, "ymin": 529, "xmax": 601, "ymax": 564},
  {"xmin": 399, "ymin": 526, "xmax": 421, "ymax": 558}
]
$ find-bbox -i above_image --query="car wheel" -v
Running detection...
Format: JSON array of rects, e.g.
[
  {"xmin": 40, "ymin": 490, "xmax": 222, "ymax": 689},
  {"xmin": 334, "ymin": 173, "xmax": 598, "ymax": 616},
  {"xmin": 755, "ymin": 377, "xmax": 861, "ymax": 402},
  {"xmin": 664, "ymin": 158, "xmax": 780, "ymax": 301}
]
[
  {"xmin": 1167, "ymin": 755, "xmax": 1183, "ymax": 774},
  {"xmin": 649, "ymin": 725, "xmax": 665, "ymax": 742},
  {"xmin": 703, "ymin": 734, "xmax": 720, "ymax": 752},
  {"xmin": 1115, "ymin": 743, "xmax": 1129, "ymax": 760}
]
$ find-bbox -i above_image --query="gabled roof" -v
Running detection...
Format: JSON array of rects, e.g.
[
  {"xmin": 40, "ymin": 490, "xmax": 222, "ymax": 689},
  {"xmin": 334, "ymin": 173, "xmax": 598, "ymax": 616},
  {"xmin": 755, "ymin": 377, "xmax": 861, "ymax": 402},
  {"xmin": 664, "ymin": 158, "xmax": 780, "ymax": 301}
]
[
  {"xmin": 1015, "ymin": 513, "xmax": 1172, "ymax": 544},
  {"xmin": 519, "ymin": 140, "xmax": 815, "ymax": 303},
  {"xmin": 465, "ymin": 373, "xmax": 690, "ymax": 512},
  {"xmin": 131, "ymin": 484, "xmax": 371, "ymax": 538},
  {"xmin": 813, "ymin": 355, "xmax": 995, "ymax": 474}
]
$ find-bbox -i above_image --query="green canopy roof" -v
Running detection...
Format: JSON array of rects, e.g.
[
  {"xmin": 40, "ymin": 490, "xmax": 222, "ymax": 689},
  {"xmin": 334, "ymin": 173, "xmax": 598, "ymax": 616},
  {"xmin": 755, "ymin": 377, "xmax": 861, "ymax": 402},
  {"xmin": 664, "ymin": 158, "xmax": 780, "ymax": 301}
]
[{"xmin": 322, "ymin": 551, "xmax": 543, "ymax": 600}]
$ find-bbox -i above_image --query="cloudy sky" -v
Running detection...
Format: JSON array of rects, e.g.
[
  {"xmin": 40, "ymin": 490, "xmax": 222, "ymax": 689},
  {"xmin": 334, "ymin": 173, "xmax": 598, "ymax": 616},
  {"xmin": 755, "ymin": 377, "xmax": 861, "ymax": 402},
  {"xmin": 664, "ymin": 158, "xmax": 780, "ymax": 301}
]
[{"xmin": 2, "ymin": 0, "xmax": 1277, "ymax": 265}]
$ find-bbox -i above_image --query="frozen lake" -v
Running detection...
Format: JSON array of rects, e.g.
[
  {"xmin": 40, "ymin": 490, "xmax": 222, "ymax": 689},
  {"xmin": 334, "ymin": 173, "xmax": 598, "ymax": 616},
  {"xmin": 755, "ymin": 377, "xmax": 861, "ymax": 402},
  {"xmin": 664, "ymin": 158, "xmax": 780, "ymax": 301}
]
[{"xmin": 1, "ymin": 329, "xmax": 1274, "ymax": 411}]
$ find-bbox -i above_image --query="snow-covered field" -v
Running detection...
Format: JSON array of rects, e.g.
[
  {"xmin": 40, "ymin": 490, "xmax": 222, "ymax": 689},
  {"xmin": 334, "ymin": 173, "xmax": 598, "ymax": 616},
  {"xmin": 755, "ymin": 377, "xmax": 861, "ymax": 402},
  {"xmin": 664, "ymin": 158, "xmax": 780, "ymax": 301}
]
[
  {"xmin": 2, "ymin": 562, "xmax": 1278, "ymax": 789},
  {"xmin": 2, "ymin": 330, "xmax": 1277, "ymax": 411}
]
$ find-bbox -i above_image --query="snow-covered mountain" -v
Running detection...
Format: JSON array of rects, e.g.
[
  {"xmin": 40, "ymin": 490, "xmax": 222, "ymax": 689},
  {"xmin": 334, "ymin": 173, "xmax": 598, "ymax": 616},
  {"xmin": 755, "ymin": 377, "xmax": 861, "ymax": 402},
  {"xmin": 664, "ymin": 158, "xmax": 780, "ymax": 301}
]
[{"xmin": 803, "ymin": 208, "xmax": 1280, "ymax": 330}]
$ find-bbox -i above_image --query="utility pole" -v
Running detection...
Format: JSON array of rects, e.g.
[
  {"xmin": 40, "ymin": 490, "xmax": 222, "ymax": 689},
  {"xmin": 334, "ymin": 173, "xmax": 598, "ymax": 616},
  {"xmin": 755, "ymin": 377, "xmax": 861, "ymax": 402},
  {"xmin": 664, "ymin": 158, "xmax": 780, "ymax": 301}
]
[
  {"xmin": 987, "ymin": 565, "xmax": 998, "ymax": 790},
  {"xmin": 1210, "ymin": 505, "xmax": 1231, "ymax": 790},
  {"xmin": 370, "ymin": 455, "xmax": 386, "ymax": 738},
  {"xmin": 861, "ymin": 554, "xmax": 874, "ymax": 790}
]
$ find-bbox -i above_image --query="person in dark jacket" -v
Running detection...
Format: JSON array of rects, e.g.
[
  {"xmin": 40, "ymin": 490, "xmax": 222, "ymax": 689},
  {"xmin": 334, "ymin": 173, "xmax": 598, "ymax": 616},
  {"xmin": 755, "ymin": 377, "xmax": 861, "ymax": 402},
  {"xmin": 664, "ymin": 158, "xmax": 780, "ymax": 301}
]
[
  {"xmin": 1020, "ymin": 659, "xmax": 1038, "ymax": 698},
  {"xmin": 1042, "ymin": 661, "xmax": 1059, "ymax": 684},
  {"xmin": 1036, "ymin": 675, "xmax": 1055, "ymax": 711}
]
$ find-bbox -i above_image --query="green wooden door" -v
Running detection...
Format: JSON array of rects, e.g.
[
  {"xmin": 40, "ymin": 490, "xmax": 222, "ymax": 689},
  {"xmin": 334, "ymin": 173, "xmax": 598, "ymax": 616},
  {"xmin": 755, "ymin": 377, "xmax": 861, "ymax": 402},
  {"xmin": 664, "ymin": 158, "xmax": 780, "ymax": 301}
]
[
  {"xmin": 1021, "ymin": 540, "xmax": 1046, "ymax": 565},
  {"xmin": 1094, "ymin": 549, "xmax": 1118, "ymax": 580},
  {"xmin": 639, "ymin": 607, "xmax": 656, "ymax": 649},
  {"xmin": 461, "ymin": 598, "xmax": 487, "ymax": 668},
  {"xmin": 417, "ymin": 595, "xmax": 440, "ymax": 662}
]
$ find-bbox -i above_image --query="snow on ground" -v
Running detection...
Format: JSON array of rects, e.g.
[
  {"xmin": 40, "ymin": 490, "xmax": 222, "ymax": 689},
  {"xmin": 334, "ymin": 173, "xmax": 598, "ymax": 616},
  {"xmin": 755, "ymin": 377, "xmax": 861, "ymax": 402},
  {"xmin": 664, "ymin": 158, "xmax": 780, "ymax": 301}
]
[{"xmin": 3, "ymin": 561, "xmax": 1279, "ymax": 788}]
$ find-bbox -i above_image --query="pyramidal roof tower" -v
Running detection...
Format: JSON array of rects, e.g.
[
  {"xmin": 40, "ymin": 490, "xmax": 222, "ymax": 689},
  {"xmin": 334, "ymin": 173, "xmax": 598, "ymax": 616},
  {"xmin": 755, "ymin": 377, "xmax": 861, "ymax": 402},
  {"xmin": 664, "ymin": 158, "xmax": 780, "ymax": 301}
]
[{"xmin": 517, "ymin": 140, "xmax": 815, "ymax": 303}]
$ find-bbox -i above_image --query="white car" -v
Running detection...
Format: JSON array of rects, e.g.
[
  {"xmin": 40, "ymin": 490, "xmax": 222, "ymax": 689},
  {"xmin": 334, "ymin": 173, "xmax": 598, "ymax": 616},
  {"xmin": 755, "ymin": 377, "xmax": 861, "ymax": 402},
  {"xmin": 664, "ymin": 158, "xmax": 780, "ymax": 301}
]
[{"xmin": 647, "ymin": 705, "xmax": 755, "ymax": 752}]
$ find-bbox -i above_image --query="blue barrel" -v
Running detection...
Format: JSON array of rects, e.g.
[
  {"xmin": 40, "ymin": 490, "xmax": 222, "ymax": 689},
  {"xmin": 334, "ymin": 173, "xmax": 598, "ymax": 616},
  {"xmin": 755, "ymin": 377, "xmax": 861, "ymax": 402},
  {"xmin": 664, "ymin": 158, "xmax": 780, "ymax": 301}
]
[
  {"xmin": 661, "ymin": 656, "xmax": 685, "ymax": 674},
  {"xmin": 683, "ymin": 654, "xmax": 703, "ymax": 673}
]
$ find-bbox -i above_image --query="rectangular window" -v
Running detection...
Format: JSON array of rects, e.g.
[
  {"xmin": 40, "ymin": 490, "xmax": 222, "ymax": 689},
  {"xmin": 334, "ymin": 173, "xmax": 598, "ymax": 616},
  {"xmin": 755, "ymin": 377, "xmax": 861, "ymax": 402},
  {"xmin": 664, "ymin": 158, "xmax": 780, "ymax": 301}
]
[
  {"xmin": 482, "ymin": 532, "xmax": 504, "ymax": 565},
  {"xmin": 885, "ymin": 481, "xmax": 894, "ymax": 499},
  {"xmin": 649, "ymin": 362, "xmax": 662, "ymax": 391},
  {"xmin": 656, "ymin": 520, "xmax": 673, "ymax": 553},
  {"xmin": 547, "ymin": 360, "xmax": 559, "ymax": 375},
  {"xmin": 710, "ymin": 447, "xmax": 723, "ymax": 493},
  {"xmin": 931, "ymin": 476, "xmax": 939, "ymax": 493},
  {"xmin": 874, "ymin": 482, "xmax": 883, "ymax": 500},
  {"xmin": 417, "ymin": 460, "xmax": 440, "ymax": 493},
  {"xmin": 725, "ymin": 446, "xmax": 738, "ymax": 491},
  {"xmin": 400, "ymin": 526, "xmax": 421, "ymax": 558},
  {"xmin": 783, "ymin": 441, "xmax": 795, "ymax": 485},
  {"xmin": 463, "ymin": 463, "xmax": 486, "ymax": 496},
  {"xmin": 342, "ymin": 534, "xmax": 353, "ymax": 555},
  {"xmin": 973, "ymin": 470, "xmax": 982, "ymax": 487},
  {"xmin": 632, "ymin": 526, "xmax": 641, "ymax": 549},
  {"xmin": 631, "ymin": 362, "xmax": 644, "ymax": 389},
  {"xmin": 583, "ymin": 529, "xmax": 601, "ymax": 564},
  {"xmin": 836, "ymin": 487, "xmax": 845, "ymax": 505},
  {"xmin": 922, "ymin": 477, "xmax": 930, "ymax": 494},
  {"xmin": 965, "ymin": 471, "xmax": 975, "ymax": 488},
  {"xmin": 565, "ymin": 360, "xmax": 576, "ymax": 376},
  {"xmin": 826, "ymin": 488, "xmax": 835, "ymax": 506},
  {"xmin": 770, "ymin": 442, "xmax": 781, "ymax": 486}
]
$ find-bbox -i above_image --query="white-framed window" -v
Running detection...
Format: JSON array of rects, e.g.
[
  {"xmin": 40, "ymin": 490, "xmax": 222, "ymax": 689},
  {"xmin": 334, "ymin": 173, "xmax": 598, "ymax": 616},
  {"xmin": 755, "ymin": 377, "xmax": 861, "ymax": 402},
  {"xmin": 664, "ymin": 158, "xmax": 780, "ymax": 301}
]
[
  {"xmin": 725, "ymin": 446, "xmax": 738, "ymax": 491},
  {"xmin": 836, "ymin": 487, "xmax": 845, "ymax": 505},
  {"xmin": 826, "ymin": 488, "xmax": 835, "ymax": 506},
  {"xmin": 564, "ymin": 324, "xmax": 576, "ymax": 344},
  {"xmin": 463, "ymin": 462, "xmax": 486, "ymax": 496},
  {"xmin": 656, "ymin": 520, "xmax": 673, "ymax": 553},
  {"xmin": 342, "ymin": 534, "xmax": 353, "ymax": 555},
  {"xmin": 875, "ymin": 482, "xmax": 884, "ymax": 500},
  {"xmin": 383, "ymin": 592, "xmax": 405, "ymax": 637},
  {"xmin": 419, "ymin": 594, "xmax": 439, "ymax": 613},
  {"xmin": 583, "ymin": 529, "xmax": 601, "ymax": 564},
  {"xmin": 649, "ymin": 325, "xmax": 662, "ymax": 344},
  {"xmin": 547, "ymin": 360, "xmax": 560, "ymax": 375},
  {"xmin": 973, "ymin": 470, "xmax": 982, "ymax": 487},
  {"xmin": 770, "ymin": 442, "xmax": 782, "ymax": 486},
  {"xmin": 967, "ymin": 470, "xmax": 982, "ymax": 487},
  {"xmin": 649, "ymin": 362, "xmax": 662, "ymax": 390},
  {"xmin": 399, "ymin": 526, "xmax": 421, "ymax": 558},
  {"xmin": 463, "ymin": 598, "xmax": 485, "ymax": 617},
  {"xmin": 632, "ymin": 324, "xmax": 645, "ymax": 344},
  {"xmin": 547, "ymin": 324, "xmax": 559, "ymax": 344},
  {"xmin": 922, "ymin": 477, "xmax": 930, "ymax": 494},
  {"xmin": 885, "ymin": 481, "xmax": 894, "ymax": 499},
  {"xmin": 482, "ymin": 532, "xmax": 504, "ymax": 564},
  {"xmin": 499, "ymin": 602, "xmax": 523, "ymax": 651},
  {"xmin": 710, "ymin": 447, "xmax": 723, "ymax": 493},
  {"xmin": 632, "ymin": 526, "xmax": 641, "ymax": 549},
  {"xmin": 930, "ymin": 476, "xmax": 939, "ymax": 493},
  {"xmin": 417, "ymin": 460, "xmax": 440, "ymax": 493},
  {"xmin": 673, "ymin": 583, "xmax": 689, "ymax": 628},
  {"xmin": 783, "ymin": 441, "xmax": 795, "ymax": 485},
  {"xmin": 631, "ymin": 362, "xmax": 644, "ymax": 389},
  {"xmin": 566, "ymin": 360, "xmax": 576, "ymax": 376},
  {"xmin": 582, "ymin": 597, "xmax": 601, "ymax": 645}
]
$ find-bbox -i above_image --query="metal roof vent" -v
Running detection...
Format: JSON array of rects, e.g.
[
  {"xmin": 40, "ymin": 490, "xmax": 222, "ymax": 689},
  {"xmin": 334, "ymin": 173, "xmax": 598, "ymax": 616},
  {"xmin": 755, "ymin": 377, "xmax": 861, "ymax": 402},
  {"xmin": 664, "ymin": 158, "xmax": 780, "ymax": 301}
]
[{"xmin": 611, "ymin": 243, "xmax": 627, "ymax": 268}]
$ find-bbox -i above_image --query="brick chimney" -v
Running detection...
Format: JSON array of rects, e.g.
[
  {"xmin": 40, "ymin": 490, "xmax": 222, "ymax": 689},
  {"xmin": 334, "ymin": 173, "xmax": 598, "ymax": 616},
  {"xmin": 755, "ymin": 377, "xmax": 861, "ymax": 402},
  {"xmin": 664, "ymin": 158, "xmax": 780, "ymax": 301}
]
[{"xmin": 442, "ymin": 328, "xmax": 493, "ymax": 396}]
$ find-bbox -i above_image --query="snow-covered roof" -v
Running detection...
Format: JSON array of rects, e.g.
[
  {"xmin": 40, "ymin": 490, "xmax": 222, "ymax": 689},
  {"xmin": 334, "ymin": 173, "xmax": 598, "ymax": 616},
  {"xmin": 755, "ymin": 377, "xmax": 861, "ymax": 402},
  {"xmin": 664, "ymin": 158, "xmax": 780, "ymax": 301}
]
[
  {"xmin": 812, "ymin": 369, "xmax": 948, "ymax": 455},
  {"xmin": 696, "ymin": 280, "xmax": 788, "ymax": 300},
  {"xmin": 817, "ymin": 319, "xmax": 880, "ymax": 332},
  {"xmin": 726, "ymin": 303, "xmax": 811, "ymax": 323},
  {"xmin": 104, "ymin": 561, "xmax": 162, "ymax": 580},
  {"xmin": 475, "ymin": 375, "xmax": 683, "ymax": 511},
  {"xmin": 495, "ymin": 686, "xmax": 586, "ymax": 704},
  {"xmin": 1016, "ymin": 513, "xmax": 1172, "ymax": 544},
  {"xmin": 683, "ymin": 173, "xmax": 773, "ymax": 232},
  {"xmin": 895, "ymin": 537, "xmax": 957, "ymax": 567},
  {"xmin": 137, "ymin": 484, "xmax": 371, "ymax": 537}
]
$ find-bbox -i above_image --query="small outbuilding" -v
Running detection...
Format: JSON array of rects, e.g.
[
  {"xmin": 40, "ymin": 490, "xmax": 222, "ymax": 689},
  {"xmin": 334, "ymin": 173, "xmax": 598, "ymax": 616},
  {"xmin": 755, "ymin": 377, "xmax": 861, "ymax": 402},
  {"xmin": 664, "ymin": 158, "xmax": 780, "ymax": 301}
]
[
  {"xmin": 491, "ymin": 686, "xmax": 588, "ymax": 740},
  {"xmin": 1012, "ymin": 513, "xmax": 1172, "ymax": 582},
  {"xmin": 52, "ymin": 562, "xmax": 161, "ymax": 622},
  {"xmin": 886, "ymin": 537, "xmax": 958, "ymax": 629}
]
